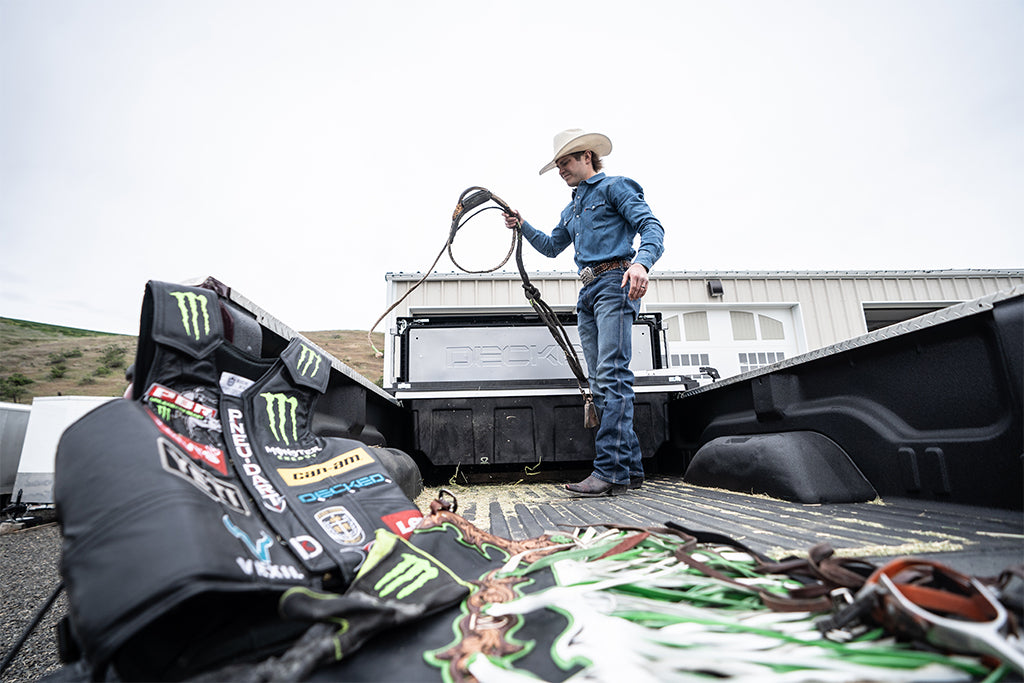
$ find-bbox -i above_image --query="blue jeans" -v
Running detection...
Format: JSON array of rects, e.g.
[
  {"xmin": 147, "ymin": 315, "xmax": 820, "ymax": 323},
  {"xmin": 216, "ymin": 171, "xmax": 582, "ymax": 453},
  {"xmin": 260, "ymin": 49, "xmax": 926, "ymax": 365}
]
[{"xmin": 576, "ymin": 268, "xmax": 643, "ymax": 486}]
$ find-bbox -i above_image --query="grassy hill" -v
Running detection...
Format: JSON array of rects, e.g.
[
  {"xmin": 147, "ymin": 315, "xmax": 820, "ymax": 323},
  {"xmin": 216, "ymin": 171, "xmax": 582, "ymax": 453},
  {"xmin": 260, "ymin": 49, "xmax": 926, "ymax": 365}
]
[{"xmin": 0, "ymin": 317, "xmax": 384, "ymax": 403}]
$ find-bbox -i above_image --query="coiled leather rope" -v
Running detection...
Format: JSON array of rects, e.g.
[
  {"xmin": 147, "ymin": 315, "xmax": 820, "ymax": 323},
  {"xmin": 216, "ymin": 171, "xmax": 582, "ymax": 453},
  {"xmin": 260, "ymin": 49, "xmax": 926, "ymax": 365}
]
[{"xmin": 369, "ymin": 186, "xmax": 598, "ymax": 427}]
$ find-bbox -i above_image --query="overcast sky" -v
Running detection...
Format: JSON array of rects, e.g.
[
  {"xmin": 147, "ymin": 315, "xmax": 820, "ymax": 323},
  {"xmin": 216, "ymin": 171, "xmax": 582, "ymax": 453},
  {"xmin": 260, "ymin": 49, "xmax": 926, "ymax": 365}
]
[{"xmin": 2, "ymin": 1, "xmax": 1022, "ymax": 335}]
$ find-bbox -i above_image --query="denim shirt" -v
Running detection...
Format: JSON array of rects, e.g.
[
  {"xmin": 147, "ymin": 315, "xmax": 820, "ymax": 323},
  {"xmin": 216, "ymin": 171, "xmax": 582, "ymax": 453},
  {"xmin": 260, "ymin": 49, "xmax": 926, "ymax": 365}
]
[{"xmin": 520, "ymin": 172, "xmax": 665, "ymax": 272}]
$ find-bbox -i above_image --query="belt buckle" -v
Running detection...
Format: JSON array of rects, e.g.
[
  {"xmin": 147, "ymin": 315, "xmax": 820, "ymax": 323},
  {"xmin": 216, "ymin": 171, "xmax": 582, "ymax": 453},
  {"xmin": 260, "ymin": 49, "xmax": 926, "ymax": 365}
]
[{"xmin": 580, "ymin": 266, "xmax": 595, "ymax": 286}]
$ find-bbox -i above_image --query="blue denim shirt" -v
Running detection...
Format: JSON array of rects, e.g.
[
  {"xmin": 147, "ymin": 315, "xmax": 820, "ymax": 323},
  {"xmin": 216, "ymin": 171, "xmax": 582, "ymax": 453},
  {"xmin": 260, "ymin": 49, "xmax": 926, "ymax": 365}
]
[{"xmin": 520, "ymin": 172, "xmax": 665, "ymax": 272}]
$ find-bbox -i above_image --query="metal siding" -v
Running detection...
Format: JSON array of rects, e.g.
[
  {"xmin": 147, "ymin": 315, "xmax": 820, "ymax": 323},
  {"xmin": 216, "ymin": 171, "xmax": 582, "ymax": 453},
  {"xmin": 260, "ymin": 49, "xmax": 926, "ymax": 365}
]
[{"xmin": 384, "ymin": 270, "xmax": 1024, "ymax": 353}]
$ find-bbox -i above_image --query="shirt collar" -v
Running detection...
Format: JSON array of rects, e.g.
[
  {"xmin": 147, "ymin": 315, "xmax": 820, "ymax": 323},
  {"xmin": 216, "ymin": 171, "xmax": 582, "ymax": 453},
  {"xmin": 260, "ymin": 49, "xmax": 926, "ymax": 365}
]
[{"xmin": 571, "ymin": 171, "xmax": 605, "ymax": 198}]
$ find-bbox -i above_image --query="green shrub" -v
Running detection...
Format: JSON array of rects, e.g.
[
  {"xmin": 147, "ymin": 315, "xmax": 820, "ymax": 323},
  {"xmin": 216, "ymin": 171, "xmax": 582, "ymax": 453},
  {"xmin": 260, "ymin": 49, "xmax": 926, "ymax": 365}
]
[
  {"xmin": 100, "ymin": 344, "xmax": 127, "ymax": 369},
  {"xmin": 50, "ymin": 363, "xmax": 68, "ymax": 379},
  {"xmin": 48, "ymin": 349, "xmax": 84, "ymax": 364},
  {"xmin": 0, "ymin": 373, "xmax": 34, "ymax": 402}
]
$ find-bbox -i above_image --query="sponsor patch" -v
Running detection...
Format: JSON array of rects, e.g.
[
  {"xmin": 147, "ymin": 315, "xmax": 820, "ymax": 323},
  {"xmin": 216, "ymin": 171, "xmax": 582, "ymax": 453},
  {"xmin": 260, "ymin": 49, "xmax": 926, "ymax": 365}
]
[
  {"xmin": 222, "ymin": 514, "xmax": 273, "ymax": 562},
  {"xmin": 266, "ymin": 444, "xmax": 322, "ymax": 462},
  {"xmin": 276, "ymin": 448, "xmax": 375, "ymax": 487},
  {"xmin": 157, "ymin": 438, "xmax": 249, "ymax": 516},
  {"xmin": 259, "ymin": 392, "xmax": 300, "ymax": 445},
  {"xmin": 296, "ymin": 344, "xmax": 322, "ymax": 379},
  {"xmin": 147, "ymin": 409, "xmax": 227, "ymax": 475},
  {"xmin": 169, "ymin": 290, "xmax": 212, "ymax": 340},
  {"xmin": 297, "ymin": 472, "xmax": 388, "ymax": 503},
  {"xmin": 314, "ymin": 505, "xmax": 365, "ymax": 545},
  {"xmin": 288, "ymin": 535, "xmax": 324, "ymax": 561},
  {"xmin": 381, "ymin": 509, "xmax": 424, "ymax": 539},
  {"xmin": 228, "ymin": 408, "xmax": 287, "ymax": 513},
  {"xmin": 235, "ymin": 557, "xmax": 305, "ymax": 581},
  {"xmin": 145, "ymin": 383, "xmax": 218, "ymax": 422},
  {"xmin": 219, "ymin": 371, "xmax": 255, "ymax": 397}
]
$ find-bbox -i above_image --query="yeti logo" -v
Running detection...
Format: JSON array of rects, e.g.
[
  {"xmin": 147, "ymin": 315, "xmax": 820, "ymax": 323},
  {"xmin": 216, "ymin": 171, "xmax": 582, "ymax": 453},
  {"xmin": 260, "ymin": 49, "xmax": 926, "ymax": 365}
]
[
  {"xmin": 169, "ymin": 291, "xmax": 212, "ymax": 341},
  {"xmin": 298, "ymin": 344, "xmax": 322, "ymax": 378},
  {"xmin": 261, "ymin": 392, "xmax": 299, "ymax": 445}
]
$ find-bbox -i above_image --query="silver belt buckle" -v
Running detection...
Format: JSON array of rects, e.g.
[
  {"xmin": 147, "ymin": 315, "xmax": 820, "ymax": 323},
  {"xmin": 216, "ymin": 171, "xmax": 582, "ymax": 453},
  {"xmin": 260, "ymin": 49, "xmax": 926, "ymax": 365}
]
[{"xmin": 579, "ymin": 266, "xmax": 595, "ymax": 286}]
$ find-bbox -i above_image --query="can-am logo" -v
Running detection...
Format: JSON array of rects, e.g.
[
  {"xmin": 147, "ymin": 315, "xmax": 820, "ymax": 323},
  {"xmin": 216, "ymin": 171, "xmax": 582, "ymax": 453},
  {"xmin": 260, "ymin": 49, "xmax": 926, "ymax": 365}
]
[
  {"xmin": 169, "ymin": 290, "xmax": 212, "ymax": 340},
  {"xmin": 276, "ymin": 448, "xmax": 374, "ymax": 487},
  {"xmin": 260, "ymin": 392, "xmax": 299, "ymax": 445}
]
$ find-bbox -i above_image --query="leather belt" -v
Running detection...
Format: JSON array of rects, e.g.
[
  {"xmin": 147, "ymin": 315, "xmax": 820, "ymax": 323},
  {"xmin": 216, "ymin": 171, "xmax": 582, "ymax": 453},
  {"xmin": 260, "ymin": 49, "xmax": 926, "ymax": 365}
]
[{"xmin": 579, "ymin": 259, "xmax": 632, "ymax": 286}]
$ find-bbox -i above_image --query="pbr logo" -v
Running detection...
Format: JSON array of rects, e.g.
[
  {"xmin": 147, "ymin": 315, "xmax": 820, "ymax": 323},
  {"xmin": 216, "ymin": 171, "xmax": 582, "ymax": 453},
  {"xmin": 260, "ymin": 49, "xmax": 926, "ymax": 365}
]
[
  {"xmin": 169, "ymin": 290, "xmax": 212, "ymax": 341},
  {"xmin": 297, "ymin": 344, "xmax": 322, "ymax": 378},
  {"xmin": 277, "ymin": 447, "xmax": 375, "ymax": 487},
  {"xmin": 260, "ymin": 392, "xmax": 299, "ymax": 445},
  {"xmin": 315, "ymin": 505, "xmax": 365, "ymax": 545},
  {"xmin": 157, "ymin": 438, "xmax": 249, "ymax": 516},
  {"xmin": 147, "ymin": 409, "xmax": 227, "ymax": 475},
  {"xmin": 145, "ymin": 384, "xmax": 218, "ymax": 423}
]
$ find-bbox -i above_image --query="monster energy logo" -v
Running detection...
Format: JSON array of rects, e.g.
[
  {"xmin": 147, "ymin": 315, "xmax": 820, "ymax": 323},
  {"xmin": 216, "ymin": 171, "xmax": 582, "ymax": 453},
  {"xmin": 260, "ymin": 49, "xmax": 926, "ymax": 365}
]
[
  {"xmin": 297, "ymin": 344, "xmax": 322, "ymax": 378},
  {"xmin": 375, "ymin": 552, "xmax": 438, "ymax": 600},
  {"xmin": 169, "ymin": 291, "xmax": 212, "ymax": 340},
  {"xmin": 261, "ymin": 392, "xmax": 299, "ymax": 445}
]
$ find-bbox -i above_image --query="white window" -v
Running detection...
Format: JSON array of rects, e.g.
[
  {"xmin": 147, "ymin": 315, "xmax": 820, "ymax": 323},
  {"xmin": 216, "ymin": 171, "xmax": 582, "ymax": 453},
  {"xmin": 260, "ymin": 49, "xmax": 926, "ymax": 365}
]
[{"xmin": 655, "ymin": 306, "xmax": 801, "ymax": 380}]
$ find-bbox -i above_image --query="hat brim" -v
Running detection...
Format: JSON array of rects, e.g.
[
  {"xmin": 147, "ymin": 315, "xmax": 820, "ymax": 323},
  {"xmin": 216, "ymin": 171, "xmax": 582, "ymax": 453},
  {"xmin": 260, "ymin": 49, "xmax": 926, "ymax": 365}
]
[{"xmin": 539, "ymin": 133, "xmax": 613, "ymax": 175}]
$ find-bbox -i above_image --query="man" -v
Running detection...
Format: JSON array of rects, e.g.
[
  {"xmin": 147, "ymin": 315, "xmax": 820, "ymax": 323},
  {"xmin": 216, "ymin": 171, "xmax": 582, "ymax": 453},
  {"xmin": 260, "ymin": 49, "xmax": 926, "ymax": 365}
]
[{"xmin": 504, "ymin": 129, "xmax": 665, "ymax": 496}]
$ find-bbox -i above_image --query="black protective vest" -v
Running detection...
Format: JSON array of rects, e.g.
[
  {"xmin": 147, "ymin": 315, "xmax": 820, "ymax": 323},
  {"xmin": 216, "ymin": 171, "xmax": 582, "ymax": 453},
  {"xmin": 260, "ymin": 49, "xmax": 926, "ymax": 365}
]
[{"xmin": 55, "ymin": 280, "xmax": 421, "ymax": 678}]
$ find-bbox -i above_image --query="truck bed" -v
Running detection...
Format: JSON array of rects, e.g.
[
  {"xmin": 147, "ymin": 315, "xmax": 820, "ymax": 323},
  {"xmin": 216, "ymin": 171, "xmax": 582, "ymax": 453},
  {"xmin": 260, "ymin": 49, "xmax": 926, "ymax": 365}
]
[{"xmin": 422, "ymin": 475, "xmax": 1024, "ymax": 578}]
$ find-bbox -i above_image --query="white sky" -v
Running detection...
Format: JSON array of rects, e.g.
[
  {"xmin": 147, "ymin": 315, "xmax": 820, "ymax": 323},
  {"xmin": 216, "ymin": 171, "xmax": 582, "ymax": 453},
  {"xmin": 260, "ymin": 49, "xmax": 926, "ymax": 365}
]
[{"xmin": 2, "ymin": 1, "xmax": 1022, "ymax": 335}]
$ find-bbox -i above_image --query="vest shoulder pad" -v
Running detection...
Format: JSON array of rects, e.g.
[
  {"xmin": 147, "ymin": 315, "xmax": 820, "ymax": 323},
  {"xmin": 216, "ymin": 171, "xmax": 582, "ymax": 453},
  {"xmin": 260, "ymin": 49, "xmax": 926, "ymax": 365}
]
[
  {"xmin": 280, "ymin": 338, "xmax": 330, "ymax": 393},
  {"xmin": 147, "ymin": 281, "xmax": 224, "ymax": 358}
]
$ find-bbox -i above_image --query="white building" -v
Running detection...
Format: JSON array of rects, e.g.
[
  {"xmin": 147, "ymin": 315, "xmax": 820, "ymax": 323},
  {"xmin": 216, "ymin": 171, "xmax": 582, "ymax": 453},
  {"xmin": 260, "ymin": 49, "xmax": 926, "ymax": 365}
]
[{"xmin": 382, "ymin": 269, "xmax": 1024, "ymax": 387}]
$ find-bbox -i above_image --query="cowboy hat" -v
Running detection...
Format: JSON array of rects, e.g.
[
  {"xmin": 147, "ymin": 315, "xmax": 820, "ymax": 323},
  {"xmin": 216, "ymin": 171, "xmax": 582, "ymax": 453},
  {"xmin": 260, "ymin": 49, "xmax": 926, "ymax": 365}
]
[{"xmin": 539, "ymin": 128, "xmax": 612, "ymax": 175}]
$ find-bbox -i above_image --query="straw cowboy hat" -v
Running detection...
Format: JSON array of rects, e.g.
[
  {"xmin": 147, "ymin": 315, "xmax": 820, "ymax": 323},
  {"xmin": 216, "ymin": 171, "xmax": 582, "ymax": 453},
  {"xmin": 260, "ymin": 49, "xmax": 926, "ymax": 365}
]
[{"xmin": 539, "ymin": 128, "xmax": 613, "ymax": 175}]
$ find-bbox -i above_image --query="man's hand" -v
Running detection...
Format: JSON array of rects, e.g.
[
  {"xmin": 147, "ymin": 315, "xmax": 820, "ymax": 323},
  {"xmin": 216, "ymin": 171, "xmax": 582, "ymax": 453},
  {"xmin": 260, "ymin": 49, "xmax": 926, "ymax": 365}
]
[
  {"xmin": 503, "ymin": 210, "xmax": 522, "ymax": 229},
  {"xmin": 622, "ymin": 263, "xmax": 649, "ymax": 300}
]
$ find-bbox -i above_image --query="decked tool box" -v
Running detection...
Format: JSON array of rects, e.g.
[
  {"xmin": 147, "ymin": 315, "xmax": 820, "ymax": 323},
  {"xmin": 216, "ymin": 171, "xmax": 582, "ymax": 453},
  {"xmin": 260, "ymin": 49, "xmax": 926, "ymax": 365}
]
[{"xmin": 390, "ymin": 312, "xmax": 695, "ymax": 467}]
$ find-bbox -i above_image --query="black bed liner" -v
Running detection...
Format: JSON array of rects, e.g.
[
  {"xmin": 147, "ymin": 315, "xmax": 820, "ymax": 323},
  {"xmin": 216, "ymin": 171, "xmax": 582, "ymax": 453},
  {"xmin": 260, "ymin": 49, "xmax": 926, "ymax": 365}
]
[{"xmin": 439, "ymin": 475, "xmax": 1024, "ymax": 578}]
